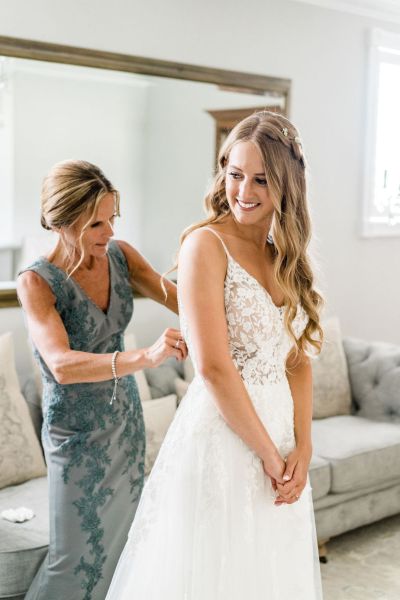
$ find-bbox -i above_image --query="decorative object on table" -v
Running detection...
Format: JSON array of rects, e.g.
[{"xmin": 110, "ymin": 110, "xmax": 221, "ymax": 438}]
[{"xmin": 1, "ymin": 506, "xmax": 35, "ymax": 523}]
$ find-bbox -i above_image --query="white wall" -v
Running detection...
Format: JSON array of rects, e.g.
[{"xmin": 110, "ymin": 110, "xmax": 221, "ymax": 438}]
[
  {"xmin": 1, "ymin": 0, "xmax": 400, "ymax": 344},
  {"xmin": 142, "ymin": 76, "xmax": 274, "ymax": 271}
]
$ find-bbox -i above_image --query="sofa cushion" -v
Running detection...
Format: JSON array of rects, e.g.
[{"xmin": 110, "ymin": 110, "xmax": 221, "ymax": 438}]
[
  {"xmin": 309, "ymin": 455, "xmax": 331, "ymax": 500},
  {"xmin": 0, "ymin": 332, "xmax": 46, "ymax": 489},
  {"xmin": 343, "ymin": 337, "xmax": 400, "ymax": 422},
  {"xmin": 312, "ymin": 415, "xmax": 400, "ymax": 493},
  {"xmin": 0, "ymin": 477, "xmax": 48, "ymax": 597},
  {"xmin": 312, "ymin": 317, "xmax": 352, "ymax": 419}
]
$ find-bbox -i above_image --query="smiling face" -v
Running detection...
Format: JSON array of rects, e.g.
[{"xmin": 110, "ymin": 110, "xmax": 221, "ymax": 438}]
[
  {"xmin": 225, "ymin": 140, "xmax": 276, "ymax": 227},
  {"xmin": 62, "ymin": 192, "xmax": 117, "ymax": 260}
]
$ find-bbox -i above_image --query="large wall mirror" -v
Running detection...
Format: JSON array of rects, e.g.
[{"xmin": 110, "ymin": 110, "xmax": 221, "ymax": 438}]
[{"xmin": 0, "ymin": 36, "xmax": 290, "ymax": 307}]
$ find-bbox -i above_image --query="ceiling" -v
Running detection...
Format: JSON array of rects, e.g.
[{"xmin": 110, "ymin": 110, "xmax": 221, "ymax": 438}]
[{"xmin": 290, "ymin": 0, "xmax": 400, "ymax": 24}]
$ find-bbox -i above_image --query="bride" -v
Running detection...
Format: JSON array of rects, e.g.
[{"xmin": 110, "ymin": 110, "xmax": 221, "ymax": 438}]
[{"xmin": 106, "ymin": 110, "xmax": 324, "ymax": 599}]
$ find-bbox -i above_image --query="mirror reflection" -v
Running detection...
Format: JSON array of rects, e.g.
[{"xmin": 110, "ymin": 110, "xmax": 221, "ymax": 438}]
[{"xmin": 0, "ymin": 56, "xmax": 285, "ymax": 281}]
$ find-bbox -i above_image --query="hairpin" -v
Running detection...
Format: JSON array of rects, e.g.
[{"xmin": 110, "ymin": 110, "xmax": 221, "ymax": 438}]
[{"xmin": 281, "ymin": 127, "xmax": 302, "ymax": 146}]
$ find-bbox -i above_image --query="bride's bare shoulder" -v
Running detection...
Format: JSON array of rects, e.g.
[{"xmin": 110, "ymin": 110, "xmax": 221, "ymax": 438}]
[{"xmin": 179, "ymin": 227, "xmax": 227, "ymax": 262}]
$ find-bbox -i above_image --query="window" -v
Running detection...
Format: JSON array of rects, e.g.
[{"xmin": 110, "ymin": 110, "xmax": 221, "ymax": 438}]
[{"xmin": 364, "ymin": 29, "xmax": 400, "ymax": 236}]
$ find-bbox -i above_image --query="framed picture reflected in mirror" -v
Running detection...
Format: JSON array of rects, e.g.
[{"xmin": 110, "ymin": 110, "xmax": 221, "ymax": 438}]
[{"xmin": 207, "ymin": 104, "xmax": 284, "ymax": 165}]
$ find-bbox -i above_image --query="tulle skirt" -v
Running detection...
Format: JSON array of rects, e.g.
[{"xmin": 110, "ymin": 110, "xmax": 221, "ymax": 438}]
[{"xmin": 106, "ymin": 376, "xmax": 323, "ymax": 600}]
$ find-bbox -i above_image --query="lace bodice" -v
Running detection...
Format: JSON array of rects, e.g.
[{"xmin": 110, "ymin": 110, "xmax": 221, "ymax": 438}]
[{"xmin": 179, "ymin": 229, "xmax": 308, "ymax": 386}]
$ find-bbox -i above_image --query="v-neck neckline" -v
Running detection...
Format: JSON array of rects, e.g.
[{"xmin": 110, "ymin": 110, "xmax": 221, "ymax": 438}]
[
  {"xmin": 41, "ymin": 253, "xmax": 113, "ymax": 317},
  {"xmin": 226, "ymin": 255, "xmax": 285, "ymax": 312},
  {"xmin": 202, "ymin": 226, "xmax": 284, "ymax": 312}
]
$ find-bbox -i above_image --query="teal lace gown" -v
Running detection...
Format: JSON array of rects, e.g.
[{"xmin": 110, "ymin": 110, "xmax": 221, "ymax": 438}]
[{"xmin": 20, "ymin": 240, "xmax": 145, "ymax": 600}]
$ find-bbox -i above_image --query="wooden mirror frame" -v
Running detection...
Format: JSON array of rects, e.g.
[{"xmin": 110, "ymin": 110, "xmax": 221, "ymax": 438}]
[
  {"xmin": 207, "ymin": 105, "xmax": 284, "ymax": 165},
  {"xmin": 0, "ymin": 35, "xmax": 291, "ymax": 308}
]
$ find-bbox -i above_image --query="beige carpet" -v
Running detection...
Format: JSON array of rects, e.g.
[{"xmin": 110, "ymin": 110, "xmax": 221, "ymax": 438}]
[{"xmin": 321, "ymin": 514, "xmax": 400, "ymax": 600}]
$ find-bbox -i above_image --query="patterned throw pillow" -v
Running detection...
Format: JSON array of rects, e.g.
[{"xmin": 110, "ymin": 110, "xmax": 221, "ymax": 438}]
[
  {"xmin": 312, "ymin": 317, "xmax": 352, "ymax": 419},
  {"xmin": 0, "ymin": 332, "xmax": 47, "ymax": 489}
]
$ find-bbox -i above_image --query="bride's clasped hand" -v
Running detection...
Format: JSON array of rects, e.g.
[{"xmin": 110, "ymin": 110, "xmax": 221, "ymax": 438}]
[{"xmin": 272, "ymin": 445, "xmax": 312, "ymax": 505}]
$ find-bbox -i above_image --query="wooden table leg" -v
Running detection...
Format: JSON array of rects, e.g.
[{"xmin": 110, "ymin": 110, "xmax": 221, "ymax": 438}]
[{"xmin": 318, "ymin": 540, "xmax": 329, "ymax": 564}]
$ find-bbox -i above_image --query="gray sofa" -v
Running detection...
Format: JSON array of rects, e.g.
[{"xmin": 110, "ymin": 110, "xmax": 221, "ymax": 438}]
[
  {"xmin": 1, "ymin": 337, "xmax": 400, "ymax": 598},
  {"xmin": 309, "ymin": 337, "xmax": 400, "ymax": 550}
]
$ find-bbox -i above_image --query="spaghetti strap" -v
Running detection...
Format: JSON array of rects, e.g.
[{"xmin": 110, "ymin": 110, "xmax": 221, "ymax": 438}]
[{"xmin": 202, "ymin": 227, "xmax": 231, "ymax": 258}]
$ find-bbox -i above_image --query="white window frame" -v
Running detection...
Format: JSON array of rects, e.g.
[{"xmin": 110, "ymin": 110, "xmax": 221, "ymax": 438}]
[{"xmin": 363, "ymin": 28, "xmax": 400, "ymax": 237}]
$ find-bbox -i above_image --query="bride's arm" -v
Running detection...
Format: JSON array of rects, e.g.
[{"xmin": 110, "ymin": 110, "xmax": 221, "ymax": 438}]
[
  {"xmin": 179, "ymin": 229, "xmax": 285, "ymax": 483},
  {"xmin": 274, "ymin": 351, "xmax": 313, "ymax": 504},
  {"xmin": 287, "ymin": 350, "xmax": 313, "ymax": 455}
]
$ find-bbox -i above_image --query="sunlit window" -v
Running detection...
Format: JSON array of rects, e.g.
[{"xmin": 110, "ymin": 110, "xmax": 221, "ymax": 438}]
[{"xmin": 364, "ymin": 29, "xmax": 400, "ymax": 236}]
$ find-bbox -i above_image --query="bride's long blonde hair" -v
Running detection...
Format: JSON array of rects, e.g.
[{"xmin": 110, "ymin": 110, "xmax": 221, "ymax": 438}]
[{"xmin": 178, "ymin": 110, "xmax": 323, "ymax": 356}]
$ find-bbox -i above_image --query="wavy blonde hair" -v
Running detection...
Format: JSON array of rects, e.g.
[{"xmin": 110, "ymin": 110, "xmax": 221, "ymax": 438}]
[
  {"xmin": 178, "ymin": 110, "xmax": 323, "ymax": 356},
  {"xmin": 41, "ymin": 159, "xmax": 120, "ymax": 277}
]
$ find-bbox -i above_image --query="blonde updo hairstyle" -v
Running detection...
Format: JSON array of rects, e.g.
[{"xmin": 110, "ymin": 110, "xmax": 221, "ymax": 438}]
[
  {"xmin": 41, "ymin": 159, "xmax": 120, "ymax": 277},
  {"xmin": 180, "ymin": 110, "xmax": 323, "ymax": 356}
]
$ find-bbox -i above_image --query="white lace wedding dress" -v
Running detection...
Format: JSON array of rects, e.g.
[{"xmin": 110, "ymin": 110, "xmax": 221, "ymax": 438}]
[{"xmin": 106, "ymin": 229, "xmax": 323, "ymax": 600}]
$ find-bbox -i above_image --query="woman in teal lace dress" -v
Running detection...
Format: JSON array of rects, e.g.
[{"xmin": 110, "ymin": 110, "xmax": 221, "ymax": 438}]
[{"xmin": 17, "ymin": 160, "xmax": 186, "ymax": 600}]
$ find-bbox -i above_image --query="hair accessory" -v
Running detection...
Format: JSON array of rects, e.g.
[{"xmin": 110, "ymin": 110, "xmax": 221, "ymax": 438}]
[
  {"xmin": 282, "ymin": 127, "xmax": 302, "ymax": 146},
  {"xmin": 110, "ymin": 350, "xmax": 120, "ymax": 405}
]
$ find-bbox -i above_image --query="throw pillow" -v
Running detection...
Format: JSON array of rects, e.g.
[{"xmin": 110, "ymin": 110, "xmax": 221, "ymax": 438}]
[
  {"xmin": 0, "ymin": 332, "xmax": 47, "ymax": 489},
  {"xmin": 312, "ymin": 317, "xmax": 352, "ymax": 419},
  {"xmin": 174, "ymin": 377, "xmax": 190, "ymax": 405},
  {"xmin": 142, "ymin": 394, "xmax": 177, "ymax": 475},
  {"xmin": 183, "ymin": 356, "xmax": 195, "ymax": 382}
]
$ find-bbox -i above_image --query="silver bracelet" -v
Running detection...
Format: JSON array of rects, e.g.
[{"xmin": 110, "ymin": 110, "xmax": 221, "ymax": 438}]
[{"xmin": 110, "ymin": 350, "xmax": 120, "ymax": 405}]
